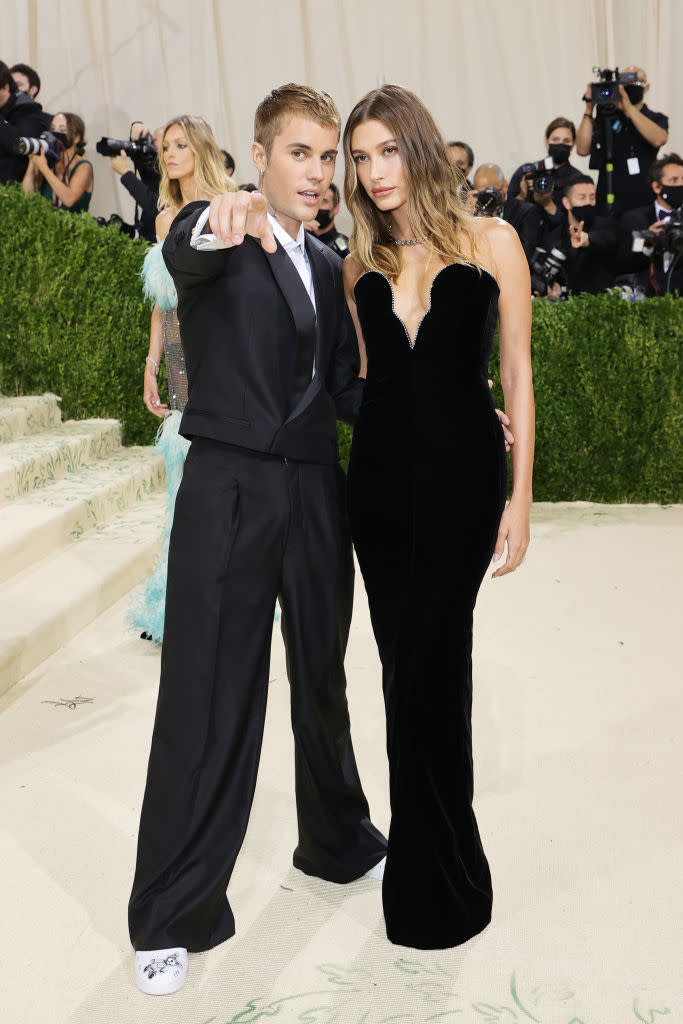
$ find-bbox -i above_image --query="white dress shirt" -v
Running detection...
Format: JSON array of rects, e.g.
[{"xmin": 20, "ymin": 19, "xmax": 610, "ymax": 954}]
[
  {"xmin": 267, "ymin": 213, "xmax": 316, "ymax": 312},
  {"xmin": 653, "ymin": 201, "xmax": 673, "ymax": 272}
]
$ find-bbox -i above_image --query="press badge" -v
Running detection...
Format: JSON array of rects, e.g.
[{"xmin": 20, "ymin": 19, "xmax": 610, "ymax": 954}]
[{"xmin": 627, "ymin": 157, "xmax": 641, "ymax": 176}]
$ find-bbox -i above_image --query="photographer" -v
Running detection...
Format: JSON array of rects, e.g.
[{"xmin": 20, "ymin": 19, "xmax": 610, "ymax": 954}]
[
  {"xmin": 448, "ymin": 140, "xmax": 474, "ymax": 188},
  {"xmin": 616, "ymin": 153, "xmax": 683, "ymax": 296},
  {"xmin": 10, "ymin": 63, "xmax": 42, "ymax": 100},
  {"xmin": 509, "ymin": 117, "xmax": 579, "ymax": 206},
  {"xmin": 108, "ymin": 122, "xmax": 161, "ymax": 241},
  {"xmin": 22, "ymin": 111, "xmax": 93, "ymax": 212},
  {"xmin": 304, "ymin": 182, "xmax": 349, "ymax": 257},
  {"xmin": 526, "ymin": 164, "xmax": 566, "ymax": 253},
  {"xmin": 576, "ymin": 65, "xmax": 668, "ymax": 215},
  {"xmin": 472, "ymin": 162, "xmax": 543, "ymax": 259},
  {"xmin": 0, "ymin": 59, "xmax": 50, "ymax": 182},
  {"xmin": 557, "ymin": 174, "xmax": 617, "ymax": 294}
]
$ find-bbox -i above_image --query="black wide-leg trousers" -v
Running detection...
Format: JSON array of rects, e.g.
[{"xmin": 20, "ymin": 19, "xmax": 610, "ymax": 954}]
[{"xmin": 128, "ymin": 438, "xmax": 386, "ymax": 952}]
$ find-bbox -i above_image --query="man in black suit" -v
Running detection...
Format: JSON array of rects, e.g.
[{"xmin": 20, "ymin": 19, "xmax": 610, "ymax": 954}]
[
  {"xmin": 128, "ymin": 84, "xmax": 389, "ymax": 996},
  {"xmin": 616, "ymin": 152, "xmax": 683, "ymax": 296},
  {"xmin": 472, "ymin": 162, "xmax": 544, "ymax": 260},
  {"xmin": 129, "ymin": 84, "xmax": 515, "ymax": 996},
  {"xmin": 558, "ymin": 173, "xmax": 618, "ymax": 294},
  {"xmin": 0, "ymin": 60, "xmax": 51, "ymax": 183}
]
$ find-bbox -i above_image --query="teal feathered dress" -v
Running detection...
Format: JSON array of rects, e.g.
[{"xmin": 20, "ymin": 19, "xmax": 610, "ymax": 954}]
[{"xmin": 127, "ymin": 243, "xmax": 191, "ymax": 643}]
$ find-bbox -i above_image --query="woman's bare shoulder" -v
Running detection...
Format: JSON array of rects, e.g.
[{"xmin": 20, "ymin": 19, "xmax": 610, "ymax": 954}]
[
  {"xmin": 155, "ymin": 207, "xmax": 178, "ymax": 241},
  {"xmin": 470, "ymin": 216, "xmax": 522, "ymax": 276}
]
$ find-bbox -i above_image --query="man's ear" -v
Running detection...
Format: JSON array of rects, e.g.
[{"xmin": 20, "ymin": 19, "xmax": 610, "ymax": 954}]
[
  {"xmin": 644, "ymin": 82, "xmax": 651, "ymax": 95},
  {"xmin": 251, "ymin": 141, "xmax": 266, "ymax": 175},
  {"xmin": 562, "ymin": 195, "xmax": 571, "ymax": 212},
  {"xmin": 332, "ymin": 202, "xmax": 341, "ymax": 217},
  {"xmin": 652, "ymin": 179, "xmax": 662, "ymax": 198}
]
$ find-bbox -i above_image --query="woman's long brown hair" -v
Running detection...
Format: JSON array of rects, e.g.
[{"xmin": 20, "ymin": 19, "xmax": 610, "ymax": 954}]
[{"xmin": 343, "ymin": 84, "xmax": 480, "ymax": 280}]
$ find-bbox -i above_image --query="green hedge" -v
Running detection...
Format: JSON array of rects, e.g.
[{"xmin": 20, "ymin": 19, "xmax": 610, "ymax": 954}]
[
  {"xmin": 0, "ymin": 184, "xmax": 158, "ymax": 446},
  {"xmin": 1, "ymin": 184, "xmax": 681, "ymax": 501}
]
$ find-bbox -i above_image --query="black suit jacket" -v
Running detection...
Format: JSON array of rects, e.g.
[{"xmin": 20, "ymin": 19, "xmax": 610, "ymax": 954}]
[
  {"xmin": 502, "ymin": 197, "xmax": 544, "ymax": 259},
  {"xmin": 0, "ymin": 92, "xmax": 51, "ymax": 183},
  {"xmin": 616, "ymin": 203, "xmax": 682, "ymax": 295},
  {"xmin": 162, "ymin": 201, "xmax": 364, "ymax": 464}
]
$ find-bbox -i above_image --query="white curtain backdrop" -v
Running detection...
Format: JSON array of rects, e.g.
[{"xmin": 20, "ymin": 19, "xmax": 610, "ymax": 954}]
[{"xmin": 4, "ymin": 0, "xmax": 682, "ymax": 226}]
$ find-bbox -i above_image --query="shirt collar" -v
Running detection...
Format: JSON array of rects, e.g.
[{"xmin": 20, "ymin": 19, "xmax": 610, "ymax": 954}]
[
  {"xmin": 267, "ymin": 212, "xmax": 306, "ymax": 251},
  {"xmin": 654, "ymin": 200, "xmax": 671, "ymax": 219}
]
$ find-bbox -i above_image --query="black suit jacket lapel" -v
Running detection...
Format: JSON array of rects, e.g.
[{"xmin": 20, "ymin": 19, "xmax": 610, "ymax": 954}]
[
  {"xmin": 262, "ymin": 238, "xmax": 317, "ymax": 400},
  {"xmin": 263, "ymin": 238, "xmax": 316, "ymax": 327},
  {"xmin": 305, "ymin": 235, "xmax": 335, "ymax": 371}
]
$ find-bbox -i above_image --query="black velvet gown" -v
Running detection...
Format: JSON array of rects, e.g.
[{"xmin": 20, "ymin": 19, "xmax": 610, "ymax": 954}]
[{"xmin": 347, "ymin": 262, "xmax": 507, "ymax": 949}]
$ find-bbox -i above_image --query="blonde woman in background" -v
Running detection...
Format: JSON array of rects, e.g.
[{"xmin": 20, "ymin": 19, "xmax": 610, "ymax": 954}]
[{"xmin": 129, "ymin": 115, "xmax": 237, "ymax": 643}]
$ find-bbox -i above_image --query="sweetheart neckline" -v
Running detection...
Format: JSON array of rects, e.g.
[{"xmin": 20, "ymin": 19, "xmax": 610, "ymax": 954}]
[{"xmin": 353, "ymin": 263, "xmax": 499, "ymax": 350}]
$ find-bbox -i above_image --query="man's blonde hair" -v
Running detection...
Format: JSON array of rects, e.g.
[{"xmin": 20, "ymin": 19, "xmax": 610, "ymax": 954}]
[{"xmin": 254, "ymin": 83, "xmax": 341, "ymax": 157}]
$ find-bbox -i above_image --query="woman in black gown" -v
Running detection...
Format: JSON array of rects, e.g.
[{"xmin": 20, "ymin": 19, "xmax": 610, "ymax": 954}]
[{"xmin": 342, "ymin": 85, "xmax": 535, "ymax": 950}]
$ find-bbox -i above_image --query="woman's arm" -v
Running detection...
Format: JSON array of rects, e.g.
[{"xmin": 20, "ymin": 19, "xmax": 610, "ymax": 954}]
[
  {"xmin": 143, "ymin": 305, "xmax": 169, "ymax": 418},
  {"xmin": 22, "ymin": 158, "xmax": 42, "ymax": 194},
  {"xmin": 487, "ymin": 219, "xmax": 535, "ymax": 578},
  {"xmin": 142, "ymin": 211, "xmax": 178, "ymax": 418},
  {"xmin": 29, "ymin": 151, "xmax": 91, "ymax": 208},
  {"xmin": 342, "ymin": 256, "xmax": 368, "ymax": 379}
]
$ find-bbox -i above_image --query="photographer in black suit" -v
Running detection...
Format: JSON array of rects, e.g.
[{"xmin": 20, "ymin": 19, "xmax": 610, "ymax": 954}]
[
  {"xmin": 508, "ymin": 117, "xmax": 579, "ymax": 207},
  {"xmin": 0, "ymin": 59, "xmax": 50, "ymax": 182},
  {"xmin": 472, "ymin": 162, "xmax": 543, "ymax": 260},
  {"xmin": 576, "ymin": 65, "xmax": 668, "ymax": 215},
  {"xmin": 616, "ymin": 153, "xmax": 683, "ymax": 296},
  {"xmin": 128, "ymin": 84, "xmax": 388, "ymax": 996},
  {"xmin": 109, "ymin": 122, "xmax": 161, "ymax": 241},
  {"xmin": 558, "ymin": 173, "xmax": 617, "ymax": 293},
  {"xmin": 304, "ymin": 181, "xmax": 349, "ymax": 257}
]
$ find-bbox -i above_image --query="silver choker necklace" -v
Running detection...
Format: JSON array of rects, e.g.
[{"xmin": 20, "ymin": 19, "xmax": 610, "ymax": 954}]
[{"xmin": 388, "ymin": 221, "xmax": 431, "ymax": 246}]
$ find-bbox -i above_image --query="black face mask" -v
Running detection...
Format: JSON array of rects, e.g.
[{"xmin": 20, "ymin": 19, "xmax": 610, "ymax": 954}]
[
  {"xmin": 548, "ymin": 143, "xmax": 571, "ymax": 165},
  {"xmin": 316, "ymin": 208, "xmax": 333, "ymax": 229},
  {"xmin": 571, "ymin": 204, "xmax": 597, "ymax": 230},
  {"xmin": 625, "ymin": 84, "xmax": 644, "ymax": 105},
  {"xmin": 660, "ymin": 184, "xmax": 683, "ymax": 209}
]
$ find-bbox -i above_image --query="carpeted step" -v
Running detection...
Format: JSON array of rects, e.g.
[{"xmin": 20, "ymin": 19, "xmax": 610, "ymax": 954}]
[
  {"xmin": 0, "ymin": 492, "xmax": 167, "ymax": 695},
  {"xmin": 0, "ymin": 419, "xmax": 122, "ymax": 506},
  {"xmin": 0, "ymin": 446, "xmax": 166, "ymax": 584},
  {"xmin": 0, "ymin": 393, "xmax": 62, "ymax": 442}
]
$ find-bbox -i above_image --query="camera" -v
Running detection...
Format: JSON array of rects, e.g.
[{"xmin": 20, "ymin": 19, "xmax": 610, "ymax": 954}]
[
  {"xmin": 521, "ymin": 156, "xmax": 555, "ymax": 195},
  {"xmin": 95, "ymin": 213, "xmax": 137, "ymax": 238},
  {"xmin": 632, "ymin": 208, "xmax": 683, "ymax": 255},
  {"xmin": 475, "ymin": 187, "xmax": 504, "ymax": 217},
  {"xmin": 590, "ymin": 67, "xmax": 638, "ymax": 107},
  {"xmin": 96, "ymin": 133, "xmax": 158, "ymax": 176},
  {"xmin": 529, "ymin": 246, "xmax": 567, "ymax": 296},
  {"xmin": 96, "ymin": 135, "xmax": 156, "ymax": 159},
  {"xmin": 15, "ymin": 130, "xmax": 66, "ymax": 169}
]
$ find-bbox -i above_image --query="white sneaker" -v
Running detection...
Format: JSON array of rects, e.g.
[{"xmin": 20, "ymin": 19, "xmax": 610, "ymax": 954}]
[
  {"xmin": 364, "ymin": 856, "xmax": 386, "ymax": 880},
  {"xmin": 135, "ymin": 947, "xmax": 188, "ymax": 995}
]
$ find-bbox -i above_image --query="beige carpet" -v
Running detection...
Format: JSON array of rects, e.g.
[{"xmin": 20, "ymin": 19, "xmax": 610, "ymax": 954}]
[{"xmin": 1, "ymin": 503, "xmax": 681, "ymax": 1024}]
